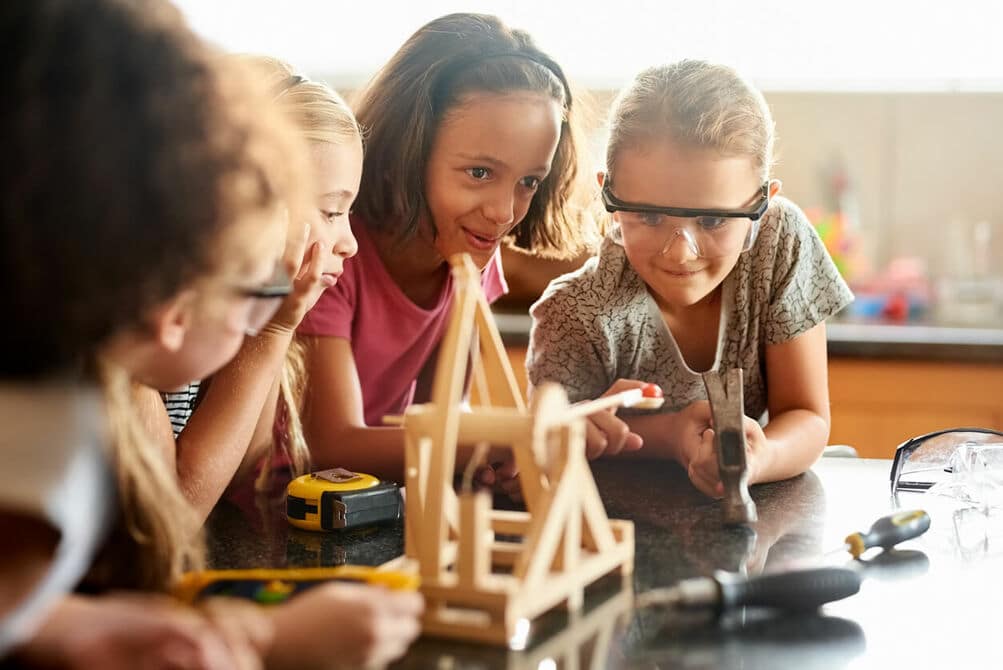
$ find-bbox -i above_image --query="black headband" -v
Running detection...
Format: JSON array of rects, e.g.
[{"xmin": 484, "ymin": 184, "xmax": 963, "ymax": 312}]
[{"xmin": 431, "ymin": 50, "xmax": 572, "ymax": 113}]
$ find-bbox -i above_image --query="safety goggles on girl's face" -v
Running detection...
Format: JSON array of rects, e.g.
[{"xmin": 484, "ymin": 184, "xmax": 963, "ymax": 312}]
[
  {"xmin": 233, "ymin": 264, "xmax": 293, "ymax": 336},
  {"xmin": 602, "ymin": 180, "xmax": 769, "ymax": 259}
]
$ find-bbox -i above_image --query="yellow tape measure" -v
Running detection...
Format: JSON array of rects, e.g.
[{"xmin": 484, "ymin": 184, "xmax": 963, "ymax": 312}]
[{"xmin": 286, "ymin": 468, "xmax": 402, "ymax": 532}]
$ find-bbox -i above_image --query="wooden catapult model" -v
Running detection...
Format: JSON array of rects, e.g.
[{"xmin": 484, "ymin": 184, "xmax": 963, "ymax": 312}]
[{"xmin": 382, "ymin": 254, "xmax": 635, "ymax": 645}]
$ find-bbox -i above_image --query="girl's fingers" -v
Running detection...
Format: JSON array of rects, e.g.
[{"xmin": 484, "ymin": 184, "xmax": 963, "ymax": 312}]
[
  {"xmin": 689, "ymin": 465, "xmax": 721, "ymax": 498},
  {"xmin": 157, "ymin": 637, "xmax": 206, "ymax": 670},
  {"xmin": 500, "ymin": 477, "xmax": 522, "ymax": 499},
  {"xmin": 687, "ymin": 434, "xmax": 722, "ymax": 497},
  {"xmin": 601, "ymin": 378, "xmax": 650, "ymax": 397},
  {"xmin": 476, "ymin": 466, "xmax": 496, "ymax": 487},
  {"xmin": 201, "ymin": 599, "xmax": 273, "ymax": 659},
  {"xmin": 584, "ymin": 419, "xmax": 608, "ymax": 459},
  {"xmin": 295, "ymin": 241, "xmax": 322, "ymax": 284},
  {"xmin": 685, "ymin": 400, "xmax": 713, "ymax": 426},
  {"xmin": 495, "ymin": 459, "xmax": 518, "ymax": 479},
  {"xmin": 590, "ymin": 410, "xmax": 633, "ymax": 456},
  {"xmin": 188, "ymin": 627, "xmax": 240, "ymax": 670},
  {"xmin": 286, "ymin": 222, "xmax": 311, "ymax": 274},
  {"xmin": 201, "ymin": 599, "xmax": 272, "ymax": 647},
  {"xmin": 388, "ymin": 591, "xmax": 425, "ymax": 616},
  {"xmin": 623, "ymin": 432, "xmax": 644, "ymax": 451}
]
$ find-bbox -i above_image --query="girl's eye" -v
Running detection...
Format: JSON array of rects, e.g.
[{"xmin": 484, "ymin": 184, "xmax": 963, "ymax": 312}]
[
  {"xmin": 321, "ymin": 209, "xmax": 344, "ymax": 223},
  {"xmin": 520, "ymin": 176, "xmax": 542, "ymax": 190},
  {"xmin": 696, "ymin": 216, "xmax": 729, "ymax": 231},
  {"xmin": 640, "ymin": 212, "xmax": 662, "ymax": 227},
  {"xmin": 466, "ymin": 167, "xmax": 491, "ymax": 181}
]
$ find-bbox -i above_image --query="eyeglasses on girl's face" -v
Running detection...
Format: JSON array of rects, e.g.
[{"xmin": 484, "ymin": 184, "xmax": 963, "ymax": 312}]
[{"xmin": 232, "ymin": 264, "xmax": 293, "ymax": 336}]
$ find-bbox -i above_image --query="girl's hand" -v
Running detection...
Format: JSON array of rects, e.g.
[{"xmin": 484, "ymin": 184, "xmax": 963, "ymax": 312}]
[
  {"xmin": 20, "ymin": 593, "xmax": 254, "ymax": 670},
  {"xmin": 741, "ymin": 418, "xmax": 770, "ymax": 485},
  {"xmin": 583, "ymin": 379, "xmax": 649, "ymax": 459},
  {"xmin": 267, "ymin": 582, "xmax": 423, "ymax": 670},
  {"xmin": 265, "ymin": 226, "xmax": 334, "ymax": 336},
  {"xmin": 476, "ymin": 459, "xmax": 522, "ymax": 502},
  {"xmin": 669, "ymin": 399, "xmax": 722, "ymax": 496},
  {"xmin": 669, "ymin": 399, "xmax": 713, "ymax": 474},
  {"xmin": 685, "ymin": 427, "xmax": 721, "ymax": 498},
  {"xmin": 199, "ymin": 597, "xmax": 275, "ymax": 670},
  {"xmin": 684, "ymin": 409, "xmax": 769, "ymax": 498}
]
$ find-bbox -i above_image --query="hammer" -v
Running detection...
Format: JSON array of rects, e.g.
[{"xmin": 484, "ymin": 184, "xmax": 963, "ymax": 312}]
[{"xmin": 701, "ymin": 369, "xmax": 758, "ymax": 525}]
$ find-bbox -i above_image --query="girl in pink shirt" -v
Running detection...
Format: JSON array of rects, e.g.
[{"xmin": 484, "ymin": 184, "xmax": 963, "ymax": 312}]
[{"xmin": 298, "ymin": 13, "xmax": 594, "ymax": 481}]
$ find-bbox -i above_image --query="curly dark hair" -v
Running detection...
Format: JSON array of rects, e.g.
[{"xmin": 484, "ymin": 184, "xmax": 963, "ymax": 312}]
[
  {"xmin": 352, "ymin": 13, "xmax": 593, "ymax": 259},
  {"xmin": 0, "ymin": 0, "xmax": 302, "ymax": 379}
]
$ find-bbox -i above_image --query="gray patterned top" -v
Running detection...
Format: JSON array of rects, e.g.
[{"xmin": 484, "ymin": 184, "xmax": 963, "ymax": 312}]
[{"xmin": 527, "ymin": 197, "xmax": 853, "ymax": 420}]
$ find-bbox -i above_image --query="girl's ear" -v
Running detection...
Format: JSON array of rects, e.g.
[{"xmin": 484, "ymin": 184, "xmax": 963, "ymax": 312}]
[
  {"xmin": 768, "ymin": 179, "xmax": 783, "ymax": 198},
  {"xmin": 596, "ymin": 171, "xmax": 606, "ymax": 188},
  {"xmin": 148, "ymin": 289, "xmax": 197, "ymax": 353}
]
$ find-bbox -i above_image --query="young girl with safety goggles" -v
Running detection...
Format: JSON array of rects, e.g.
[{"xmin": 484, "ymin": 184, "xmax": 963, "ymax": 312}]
[{"xmin": 528, "ymin": 60, "xmax": 854, "ymax": 497}]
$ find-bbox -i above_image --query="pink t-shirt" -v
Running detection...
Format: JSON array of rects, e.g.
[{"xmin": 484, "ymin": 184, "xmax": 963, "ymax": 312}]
[{"xmin": 298, "ymin": 217, "xmax": 508, "ymax": 426}]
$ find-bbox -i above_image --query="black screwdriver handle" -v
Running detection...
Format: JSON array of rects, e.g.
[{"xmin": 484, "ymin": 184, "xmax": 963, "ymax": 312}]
[
  {"xmin": 715, "ymin": 566, "xmax": 862, "ymax": 611},
  {"xmin": 845, "ymin": 509, "xmax": 931, "ymax": 558}
]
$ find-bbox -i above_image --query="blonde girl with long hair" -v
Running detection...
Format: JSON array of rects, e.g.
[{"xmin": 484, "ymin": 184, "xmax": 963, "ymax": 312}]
[
  {"xmin": 139, "ymin": 55, "xmax": 362, "ymax": 521},
  {"xmin": 237, "ymin": 55, "xmax": 362, "ymax": 495}
]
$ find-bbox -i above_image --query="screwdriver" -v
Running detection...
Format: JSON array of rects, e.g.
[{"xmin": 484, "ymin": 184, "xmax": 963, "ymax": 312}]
[
  {"xmin": 841, "ymin": 510, "xmax": 931, "ymax": 559},
  {"xmin": 635, "ymin": 566, "xmax": 861, "ymax": 612}
]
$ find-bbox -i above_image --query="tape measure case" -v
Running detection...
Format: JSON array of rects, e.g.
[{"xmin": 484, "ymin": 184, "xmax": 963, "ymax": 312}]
[{"xmin": 286, "ymin": 467, "xmax": 402, "ymax": 531}]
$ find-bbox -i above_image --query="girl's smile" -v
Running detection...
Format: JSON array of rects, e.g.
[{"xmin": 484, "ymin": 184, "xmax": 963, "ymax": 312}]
[
  {"xmin": 461, "ymin": 226, "xmax": 505, "ymax": 251},
  {"xmin": 660, "ymin": 267, "xmax": 703, "ymax": 279}
]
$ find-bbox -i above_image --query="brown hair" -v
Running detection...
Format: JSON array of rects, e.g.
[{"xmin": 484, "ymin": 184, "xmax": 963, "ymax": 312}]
[
  {"xmin": 1, "ymin": 0, "xmax": 307, "ymax": 590},
  {"xmin": 353, "ymin": 13, "xmax": 592, "ymax": 258},
  {"xmin": 606, "ymin": 60, "xmax": 776, "ymax": 182},
  {"xmin": 1, "ymin": 0, "xmax": 304, "ymax": 379}
]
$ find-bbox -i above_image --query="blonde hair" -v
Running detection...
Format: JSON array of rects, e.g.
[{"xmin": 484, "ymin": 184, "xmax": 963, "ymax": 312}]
[
  {"xmin": 239, "ymin": 55, "xmax": 361, "ymax": 146},
  {"xmin": 606, "ymin": 60, "xmax": 775, "ymax": 181},
  {"xmin": 91, "ymin": 359, "xmax": 204, "ymax": 591},
  {"xmin": 236, "ymin": 56, "xmax": 364, "ymax": 490}
]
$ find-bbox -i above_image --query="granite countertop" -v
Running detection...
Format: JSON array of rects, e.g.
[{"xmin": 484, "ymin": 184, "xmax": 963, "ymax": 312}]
[
  {"xmin": 492, "ymin": 310, "xmax": 1003, "ymax": 362},
  {"xmin": 205, "ymin": 458, "xmax": 1002, "ymax": 669}
]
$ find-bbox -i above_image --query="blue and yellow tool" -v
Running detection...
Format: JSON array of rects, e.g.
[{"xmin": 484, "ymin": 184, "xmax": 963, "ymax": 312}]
[
  {"xmin": 843, "ymin": 509, "xmax": 931, "ymax": 558},
  {"xmin": 174, "ymin": 565, "xmax": 419, "ymax": 605}
]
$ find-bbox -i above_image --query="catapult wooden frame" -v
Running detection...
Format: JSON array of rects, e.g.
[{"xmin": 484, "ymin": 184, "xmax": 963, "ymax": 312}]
[{"xmin": 382, "ymin": 254, "xmax": 635, "ymax": 645}]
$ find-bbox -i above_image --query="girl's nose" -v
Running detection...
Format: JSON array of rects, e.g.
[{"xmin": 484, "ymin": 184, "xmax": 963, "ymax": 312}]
[
  {"xmin": 334, "ymin": 228, "xmax": 358, "ymax": 259},
  {"xmin": 483, "ymin": 191, "xmax": 516, "ymax": 228},
  {"xmin": 660, "ymin": 227, "xmax": 700, "ymax": 261}
]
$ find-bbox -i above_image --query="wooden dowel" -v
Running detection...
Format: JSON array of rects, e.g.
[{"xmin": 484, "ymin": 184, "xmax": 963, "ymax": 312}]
[{"xmin": 557, "ymin": 389, "xmax": 642, "ymax": 423}]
